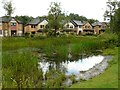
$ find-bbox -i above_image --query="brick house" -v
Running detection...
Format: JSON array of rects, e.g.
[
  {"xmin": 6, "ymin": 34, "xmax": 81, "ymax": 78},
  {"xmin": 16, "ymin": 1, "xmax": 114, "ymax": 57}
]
[
  {"xmin": 64, "ymin": 20, "xmax": 83, "ymax": 34},
  {"xmin": 82, "ymin": 22, "xmax": 94, "ymax": 34},
  {"xmin": 0, "ymin": 17, "xmax": 23, "ymax": 36},
  {"xmin": 24, "ymin": 18, "xmax": 48, "ymax": 34},
  {"xmin": 92, "ymin": 22, "xmax": 107, "ymax": 34}
]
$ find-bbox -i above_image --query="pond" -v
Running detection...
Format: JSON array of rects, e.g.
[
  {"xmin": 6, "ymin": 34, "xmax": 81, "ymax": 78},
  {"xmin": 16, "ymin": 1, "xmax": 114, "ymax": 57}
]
[
  {"xmin": 2, "ymin": 48, "xmax": 112, "ymax": 87},
  {"xmin": 38, "ymin": 54, "xmax": 112, "ymax": 86},
  {"xmin": 38, "ymin": 55, "xmax": 104, "ymax": 76}
]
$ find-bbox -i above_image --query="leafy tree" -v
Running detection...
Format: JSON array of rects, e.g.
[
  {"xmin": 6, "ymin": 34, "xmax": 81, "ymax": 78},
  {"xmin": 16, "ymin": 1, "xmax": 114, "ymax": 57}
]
[
  {"xmin": 111, "ymin": 7, "xmax": 120, "ymax": 33},
  {"xmin": 104, "ymin": 0, "xmax": 118, "ymax": 19},
  {"xmin": 2, "ymin": 1, "xmax": 15, "ymax": 17},
  {"xmin": 48, "ymin": 2, "xmax": 63, "ymax": 36},
  {"xmin": 68, "ymin": 13, "xmax": 88, "ymax": 21},
  {"xmin": 79, "ymin": 16, "xmax": 88, "ymax": 21},
  {"xmin": 68, "ymin": 13, "xmax": 79, "ymax": 20},
  {"xmin": 36, "ymin": 15, "xmax": 48, "ymax": 20},
  {"xmin": 15, "ymin": 15, "xmax": 33, "ymax": 25},
  {"xmin": 104, "ymin": 0, "xmax": 120, "ymax": 32},
  {"xmin": 88, "ymin": 19, "xmax": 98, "ymax": 24}
]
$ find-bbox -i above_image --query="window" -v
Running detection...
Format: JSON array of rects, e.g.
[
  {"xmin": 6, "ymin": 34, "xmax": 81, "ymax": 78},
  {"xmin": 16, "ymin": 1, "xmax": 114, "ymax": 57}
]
[
  {"xmin": 66, "ymin": 24, "xmax": 69, "ymax": 28},
  {"xmin": 102, "ymin": 26, "xmax": 106, "ymax": 28},
  {"xmin": 31, "ymin": 25, "xmax": 33, "ymax": 28},
  {"xmin": 0, "ymin": 23, "xmax": 2, "ymax": 26},
  {"xmin": 70, "ymin": 25, "xmax": 73, "ymax": 28},
  {"xmin": 85, "ymin": 26, "xmax": 87, "ymax": 28},
  {"xmin": 40, "ymin": 25, "xmax": 44, "ymax": 29},
  {"xmin": 11, "ymin": 22, "xmax": 16, "ymax": 26},
  {"xmin": 40, "ymin": 25, "xmax": 42, "ymax": 28},
  {"xmin": 88, "ymin": 26, "xmax": 90, "ymax": 29},
  {"xmin": 79, "ymin": 26, "xmax": 81, "ymax": 28},
  {"xmin": 31, "ymin": 25, "xmax": 35, "ymax": 28},
  {"xmin": 0, "ymin": 30, "xmax": 2, "ymax": 35}
]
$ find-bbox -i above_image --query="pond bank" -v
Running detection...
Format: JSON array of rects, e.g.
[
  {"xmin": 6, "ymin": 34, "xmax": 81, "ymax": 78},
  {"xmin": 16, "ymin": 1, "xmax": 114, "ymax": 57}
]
[{"xmin": 64, "ymin": 56, "xmax": 113, "ymax": 86}]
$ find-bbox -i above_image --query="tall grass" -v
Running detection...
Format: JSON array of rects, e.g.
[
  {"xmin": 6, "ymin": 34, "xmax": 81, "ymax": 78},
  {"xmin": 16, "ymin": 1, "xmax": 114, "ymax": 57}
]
[
  {"xmin": 2, "ymin": 33, "xmax": 118, "ymax": 60},
  {"xmin": 2, "ymin": 51, "xmax": 44, "ymax": 88}
]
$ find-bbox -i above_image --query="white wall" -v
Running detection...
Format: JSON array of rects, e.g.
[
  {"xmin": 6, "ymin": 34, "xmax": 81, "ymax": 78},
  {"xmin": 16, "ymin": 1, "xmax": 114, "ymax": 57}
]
[{"xmin": 64, "ymin": 22, "xmax": 75, "ymax": 29}]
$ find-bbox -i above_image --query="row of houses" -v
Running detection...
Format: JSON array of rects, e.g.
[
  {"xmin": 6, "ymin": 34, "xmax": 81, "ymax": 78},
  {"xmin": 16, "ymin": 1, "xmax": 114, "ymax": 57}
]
[
  {"xmin": 64, "ymin": 20, "xmax": 107, "ymax": 35},
  {"xmin": 0, "ymin": 17, "xmax": 107, "ymax": 37}
]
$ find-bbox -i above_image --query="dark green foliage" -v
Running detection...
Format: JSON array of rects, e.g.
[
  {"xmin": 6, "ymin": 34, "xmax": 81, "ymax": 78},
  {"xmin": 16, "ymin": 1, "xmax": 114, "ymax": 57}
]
[
  {"xmin": 68, "ymin": 13, "xmax": 88, "ymax": 21},
  {"xmin": 48, "ymin": 2, "xmax": 64, "ymax": 36},
  {"xmin": 111, "ymin": 8, "xmax": 120, "ymax": 33},
  {"xmin": 15, "ymin": 15, "xmax": 33, "ymax": 25}
]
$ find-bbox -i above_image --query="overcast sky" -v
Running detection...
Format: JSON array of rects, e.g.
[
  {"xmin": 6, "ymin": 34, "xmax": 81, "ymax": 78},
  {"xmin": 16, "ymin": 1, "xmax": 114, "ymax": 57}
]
[{"xmin": 0, "ymin": 0, "xmax": 109, "ymax": 21}]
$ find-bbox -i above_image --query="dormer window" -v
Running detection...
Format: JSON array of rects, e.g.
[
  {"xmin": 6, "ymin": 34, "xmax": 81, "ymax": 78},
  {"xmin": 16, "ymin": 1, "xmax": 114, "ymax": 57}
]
[{"xmin": 11, "ymin": 22, "xmax": 16, "ymax": 26}]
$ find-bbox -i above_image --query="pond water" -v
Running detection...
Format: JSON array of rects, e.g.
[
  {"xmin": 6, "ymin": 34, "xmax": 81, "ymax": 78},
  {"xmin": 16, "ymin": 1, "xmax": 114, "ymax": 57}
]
[{"xmin": 38, "ymin": 55, "xmax": 104, "ymax": 76}]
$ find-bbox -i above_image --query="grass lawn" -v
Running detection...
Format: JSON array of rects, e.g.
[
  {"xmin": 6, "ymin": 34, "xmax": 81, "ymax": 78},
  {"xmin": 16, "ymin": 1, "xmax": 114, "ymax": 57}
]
[{"xmin": 70, "ymin": 47, "xmax": 118, "ymax": 88}]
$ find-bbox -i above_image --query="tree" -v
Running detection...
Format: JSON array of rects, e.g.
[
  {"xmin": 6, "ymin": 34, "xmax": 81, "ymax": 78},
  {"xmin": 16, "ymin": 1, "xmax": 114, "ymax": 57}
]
[
  {"xmin": 15, "ymin": 15, "xmax": 33, "ymax": 25},
  {"xmin": 68, "ymin": 13, "xmax": 88, "ymax": 21},
  {"xmin": 88, "ymin": 19, "xmax": 98, "ymax": 24},
  {"xmin": 104, "ymin": 0, "xmax": 118, "ymax": 20},
  {"xmin": 2, "ymin": 1, "xmax": 15, "ymax": 17},
  {"xmin": 104, "ymin": 0, "xmax": 119, "ymax": 32},
  {"xmin": 111, "ymin": 7, "xmax": 120, "ymax": 33},
  {"xmin": 48, "ymin": 2, "xmax": 63, "ymax": 36}
]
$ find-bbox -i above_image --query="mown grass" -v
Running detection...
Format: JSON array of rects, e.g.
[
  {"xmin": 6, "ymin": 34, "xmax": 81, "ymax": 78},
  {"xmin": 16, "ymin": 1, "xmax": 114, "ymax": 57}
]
[{"xmin": 70, "ymin": 47, "xmax": 118, "ymax": 88}]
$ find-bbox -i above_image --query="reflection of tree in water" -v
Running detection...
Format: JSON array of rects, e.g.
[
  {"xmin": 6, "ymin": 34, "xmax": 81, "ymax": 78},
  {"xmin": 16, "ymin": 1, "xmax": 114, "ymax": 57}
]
[{"xmin": 38, "ymin": 59, "xmax": 67, "ymax": 88}]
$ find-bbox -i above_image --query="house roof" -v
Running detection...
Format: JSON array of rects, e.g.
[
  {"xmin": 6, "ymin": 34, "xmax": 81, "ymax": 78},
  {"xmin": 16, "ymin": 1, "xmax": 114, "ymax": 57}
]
[
  {"xmin": 0, "ymin": 17, "xmax": 23, "ymax": 24},
  {"xmin": 27, "ymin": 18, "xmax": 46, "ymax": 25},
  {"xmin": 92, "ymin": 22, "xmax": 102, "ymax": 26},
  {"xmin": 0, "ymin": 17, "xmax": 11, "ymax": 22},
  {"xmin": 71, "ymin": 20, "xmax": 83, "ymax": 26},
  {"xmin": 17, "ymin": 20, "xmax": 23, "ymax": 24}
]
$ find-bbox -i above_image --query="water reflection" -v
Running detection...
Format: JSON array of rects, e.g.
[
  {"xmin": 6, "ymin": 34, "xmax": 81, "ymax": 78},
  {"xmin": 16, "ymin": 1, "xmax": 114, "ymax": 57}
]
[
  {"xmin": 38, "ymin": 55, "xmax": 104, "ymax": 76},
  {"xmin": 64, "ymin": 55, "xmax": 104, "ymax": 75}
]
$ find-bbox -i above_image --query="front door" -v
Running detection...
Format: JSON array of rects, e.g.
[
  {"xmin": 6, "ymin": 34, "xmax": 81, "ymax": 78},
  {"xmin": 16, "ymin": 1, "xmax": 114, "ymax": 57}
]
[{"xmin": 11, "ymin": 30, "xmax": 17, "ymax": 36}]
